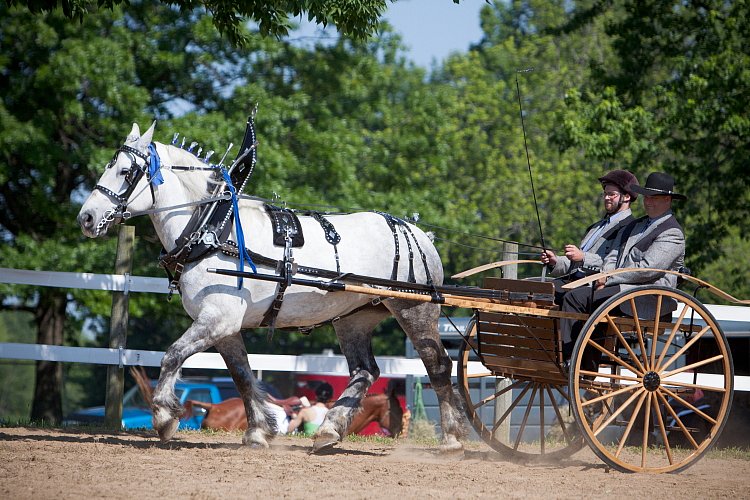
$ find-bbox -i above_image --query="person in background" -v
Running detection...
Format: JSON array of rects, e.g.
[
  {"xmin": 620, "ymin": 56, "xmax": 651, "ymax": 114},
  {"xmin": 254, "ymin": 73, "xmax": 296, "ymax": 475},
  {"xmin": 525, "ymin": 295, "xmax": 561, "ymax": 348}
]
[{"xmin": 287, "ymin": 382, "xmax": 334, "ymax": 435}]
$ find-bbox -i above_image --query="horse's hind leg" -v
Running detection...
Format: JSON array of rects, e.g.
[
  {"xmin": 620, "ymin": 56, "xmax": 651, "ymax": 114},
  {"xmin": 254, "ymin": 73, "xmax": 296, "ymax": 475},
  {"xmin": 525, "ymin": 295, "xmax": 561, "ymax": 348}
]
[
  {"xmin": 214, "ymin": 333, "xmax": 276, "ymax": 448},
  {"xmin": 387, "ymin": 299, "xmax": 468, "ymax": 452},
  {"xmin": 313, "ymin": 306, "xmax": 389, "ymax": 452}
]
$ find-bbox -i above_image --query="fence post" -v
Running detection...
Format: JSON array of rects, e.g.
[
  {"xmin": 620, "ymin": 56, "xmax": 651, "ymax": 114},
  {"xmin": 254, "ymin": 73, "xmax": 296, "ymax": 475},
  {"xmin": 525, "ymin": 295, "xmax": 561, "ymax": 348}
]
[
  {"xmin": 494, "ymin": 242, "xmax": 518, "ymax": 443},
  {"xmin": 104, "ymin": 225, "xmax": 135, "ymax": 429}
]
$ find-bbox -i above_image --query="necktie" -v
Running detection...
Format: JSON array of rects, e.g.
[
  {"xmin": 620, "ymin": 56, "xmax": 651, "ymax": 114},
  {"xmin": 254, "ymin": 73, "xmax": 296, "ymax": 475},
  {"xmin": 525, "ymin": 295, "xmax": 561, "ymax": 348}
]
[
  {"xmin": 581, "ymin": 218, "xmax": 608, "ymax": 252},
  {"xmin": 635, "ymin": 218, "xmax": 653, "ymax": 242}
]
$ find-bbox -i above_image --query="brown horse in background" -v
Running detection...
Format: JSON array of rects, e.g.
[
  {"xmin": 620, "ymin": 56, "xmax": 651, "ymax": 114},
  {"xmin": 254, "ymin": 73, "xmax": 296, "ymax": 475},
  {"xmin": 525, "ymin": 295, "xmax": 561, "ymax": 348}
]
[
  {"xmin": 184, "ymin": 395, "xmax": 304, "ymax": 432},
  {"xmin": 189, "ymin": 390, "xmax": 406, "ymax": 437},
  {"xmin": 131, "ymin": 367, "xmax": 407, "ymax": 437},
  {"xmin": 346, "ymin": 392, "xmax": 404, "ymax": 436}
]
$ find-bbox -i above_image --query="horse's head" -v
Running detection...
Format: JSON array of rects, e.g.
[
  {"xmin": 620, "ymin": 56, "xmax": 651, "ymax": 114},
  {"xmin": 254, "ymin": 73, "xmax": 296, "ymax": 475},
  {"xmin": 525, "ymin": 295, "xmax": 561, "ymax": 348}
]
[{"xmin": 77, "ymin": 122, "xmax": 158, "ymax": 237}]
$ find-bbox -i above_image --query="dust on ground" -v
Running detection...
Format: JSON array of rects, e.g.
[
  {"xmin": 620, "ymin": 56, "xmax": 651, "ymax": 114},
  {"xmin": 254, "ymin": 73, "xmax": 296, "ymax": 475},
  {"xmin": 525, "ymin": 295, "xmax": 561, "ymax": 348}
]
[{"xmin": 1, "ymin": 427, "xmax": 748, "ymax": 499}]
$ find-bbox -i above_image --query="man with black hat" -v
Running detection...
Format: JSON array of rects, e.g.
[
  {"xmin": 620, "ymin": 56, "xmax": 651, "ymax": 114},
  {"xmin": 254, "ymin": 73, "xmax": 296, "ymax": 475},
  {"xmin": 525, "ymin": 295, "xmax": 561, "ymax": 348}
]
[
  {"xmin": 541, "ymin": 169, "xmax": 639, "ymax": 296},
  {"xmin": 559, "ymin": 172, "xmax": 686, "ymax": 358}
]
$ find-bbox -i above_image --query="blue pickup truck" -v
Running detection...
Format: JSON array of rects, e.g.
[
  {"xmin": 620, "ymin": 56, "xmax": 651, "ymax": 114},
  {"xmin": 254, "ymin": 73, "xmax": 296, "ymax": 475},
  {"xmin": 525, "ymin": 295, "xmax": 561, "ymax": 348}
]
[{"xmin": 64, "ymin": 377, "xmax": 242, "ymax": 430}]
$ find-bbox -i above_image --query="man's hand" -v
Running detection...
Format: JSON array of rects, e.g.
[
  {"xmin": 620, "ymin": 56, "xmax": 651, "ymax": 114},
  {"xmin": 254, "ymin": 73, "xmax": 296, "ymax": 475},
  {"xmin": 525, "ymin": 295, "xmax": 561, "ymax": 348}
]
[
  {"xmin": 540, "ymin": 250, "xmax": 557, "ymax": 266},
  {"xmin": 595, "ymin": 277, "xmax": 607, "ymax": 290},
  {"xmin": 564, "ymin": 245, "xmax": 584, "ymax": 262}
]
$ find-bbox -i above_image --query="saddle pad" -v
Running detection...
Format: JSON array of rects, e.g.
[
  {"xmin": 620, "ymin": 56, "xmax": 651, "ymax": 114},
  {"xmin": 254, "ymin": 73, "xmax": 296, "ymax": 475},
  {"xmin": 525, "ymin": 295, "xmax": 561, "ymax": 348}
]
[{"xmin": 266, "ymin": 204, "xmax": 305, "ymax": 247}]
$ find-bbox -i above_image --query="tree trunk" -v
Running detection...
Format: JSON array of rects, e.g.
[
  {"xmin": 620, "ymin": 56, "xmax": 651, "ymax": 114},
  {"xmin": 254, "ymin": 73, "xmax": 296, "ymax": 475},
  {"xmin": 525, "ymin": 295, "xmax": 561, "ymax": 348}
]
[{"xmin": 31, "ymin": 288, "xmax": 67, "ymax": 423}]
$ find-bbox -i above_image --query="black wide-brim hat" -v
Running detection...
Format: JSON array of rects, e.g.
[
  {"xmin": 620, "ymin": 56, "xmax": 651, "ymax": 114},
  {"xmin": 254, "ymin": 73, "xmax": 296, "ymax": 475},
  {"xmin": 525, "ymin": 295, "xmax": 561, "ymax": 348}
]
[{"xmin": 630, "ymin": 172, "xmax": 687, "ymax": 200}]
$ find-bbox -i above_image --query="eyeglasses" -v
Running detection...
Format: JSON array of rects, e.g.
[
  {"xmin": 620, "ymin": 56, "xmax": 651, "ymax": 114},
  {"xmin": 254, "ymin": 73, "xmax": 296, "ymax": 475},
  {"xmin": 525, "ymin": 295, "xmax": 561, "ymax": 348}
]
[{"xmin": 602, "ymin": 191, "xmax": 622, "ymax": 199}]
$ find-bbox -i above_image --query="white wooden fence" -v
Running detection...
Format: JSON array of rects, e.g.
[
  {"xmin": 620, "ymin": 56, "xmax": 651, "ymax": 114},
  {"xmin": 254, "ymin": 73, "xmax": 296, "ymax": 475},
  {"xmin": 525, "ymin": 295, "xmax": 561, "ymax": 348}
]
[{"xmin": 0, "ymin": 265, "xmax": 747, "ymax": 390}]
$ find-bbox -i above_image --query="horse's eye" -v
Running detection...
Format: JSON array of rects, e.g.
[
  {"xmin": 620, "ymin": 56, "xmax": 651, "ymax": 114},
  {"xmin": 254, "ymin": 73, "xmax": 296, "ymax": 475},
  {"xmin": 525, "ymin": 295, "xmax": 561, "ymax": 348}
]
[{"xmin": 120, "ymin": 168, "xmax": 131, "ymax": 177}]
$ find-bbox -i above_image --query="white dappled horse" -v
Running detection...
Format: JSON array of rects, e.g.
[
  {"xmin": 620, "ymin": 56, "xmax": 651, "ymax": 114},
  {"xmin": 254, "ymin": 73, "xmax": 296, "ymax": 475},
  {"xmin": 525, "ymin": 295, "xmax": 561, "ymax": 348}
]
[{"xmin": 77, "ymin": 121, "xmax": 467, "ymax": 452}]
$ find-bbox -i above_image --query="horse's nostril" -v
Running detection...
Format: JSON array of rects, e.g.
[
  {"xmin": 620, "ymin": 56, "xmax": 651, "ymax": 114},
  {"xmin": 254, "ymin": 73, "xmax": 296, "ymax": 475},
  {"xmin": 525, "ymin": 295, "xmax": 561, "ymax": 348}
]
[{"xmin": 78, "ymin": 211, "xmax": 94, "ymax": 230}]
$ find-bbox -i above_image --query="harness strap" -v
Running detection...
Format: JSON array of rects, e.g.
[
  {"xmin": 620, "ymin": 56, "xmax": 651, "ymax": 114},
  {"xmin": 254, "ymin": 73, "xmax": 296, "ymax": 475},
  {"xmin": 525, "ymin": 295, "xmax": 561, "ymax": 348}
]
[
  {"xmin": 397, "ymin": 225, "xmax": 416, "ymax": 282},
  {"xmin": 158, "ymin": 117, "xmax": 258, "ymax": 287},
  {"xmin": 308, "ymin": 211, "xmax": 341, "ymax": 273},
  {"xmin": 261, "ymin": 228, "xmax": 296, "ymax": 338},
  {"xmin": 400, "ymin": 222, "xmax": 433, "ymax": 285},
  {"xmin": 375, "ymin": 211, "xmax": 401, "ymax": 280}
]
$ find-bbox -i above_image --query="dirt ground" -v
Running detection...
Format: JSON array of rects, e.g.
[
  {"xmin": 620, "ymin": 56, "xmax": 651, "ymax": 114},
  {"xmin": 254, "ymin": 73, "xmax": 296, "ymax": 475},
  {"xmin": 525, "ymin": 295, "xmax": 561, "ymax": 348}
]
[{"xmin": 1, "ymin": 427, "xmax": 749, "ymax": 500}]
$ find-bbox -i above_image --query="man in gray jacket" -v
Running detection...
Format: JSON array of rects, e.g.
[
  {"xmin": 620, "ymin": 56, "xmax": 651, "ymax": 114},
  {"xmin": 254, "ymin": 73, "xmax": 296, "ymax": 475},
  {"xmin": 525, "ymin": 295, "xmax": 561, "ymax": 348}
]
[
  {"xmin": 541, "ymin": 169, "xmax": 639, "ymax": 279},
  {"xmin": 559, "ymin": 172, "xmax": 687, "ymax": 356}
]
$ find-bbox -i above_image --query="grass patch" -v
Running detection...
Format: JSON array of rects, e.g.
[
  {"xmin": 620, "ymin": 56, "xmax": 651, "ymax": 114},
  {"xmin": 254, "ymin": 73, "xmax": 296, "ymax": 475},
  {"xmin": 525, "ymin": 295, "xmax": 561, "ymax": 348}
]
[
  {"xmin": 344, "ymin": 434, "xmax": 396, "ymax": 445},
  {"xmin": 0, "ymin": 417, "xmax": 60, "ymax": 429},
  {"xmin": 706, "ymin": 446, "xmax": 750, "ymax": 460}
]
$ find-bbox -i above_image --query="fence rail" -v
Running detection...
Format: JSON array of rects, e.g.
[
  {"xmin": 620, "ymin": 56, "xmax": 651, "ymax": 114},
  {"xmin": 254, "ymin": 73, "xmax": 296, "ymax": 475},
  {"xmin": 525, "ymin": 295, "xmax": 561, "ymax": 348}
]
[{"xmin": 1, "ymin": 266, "xmax": 748, "ymax": 391}]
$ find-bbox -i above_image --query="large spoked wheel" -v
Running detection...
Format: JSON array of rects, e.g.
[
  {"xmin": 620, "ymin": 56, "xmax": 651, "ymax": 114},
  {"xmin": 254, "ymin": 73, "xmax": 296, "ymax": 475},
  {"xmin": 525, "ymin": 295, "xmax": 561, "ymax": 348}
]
[
  {"xmin": 569, "ymin": 286, "xmax": 734, "ymax": 473},
  {"xmin": 458, "ymin": 319, "xmax": 584, "ymax": 461}
]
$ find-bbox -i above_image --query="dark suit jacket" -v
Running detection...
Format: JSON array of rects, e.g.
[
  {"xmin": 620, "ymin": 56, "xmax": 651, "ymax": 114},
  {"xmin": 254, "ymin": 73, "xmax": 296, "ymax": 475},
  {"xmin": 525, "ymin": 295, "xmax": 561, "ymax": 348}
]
[{"xmin": 550, "ymin": 209, "xmax": 633, "ymax": 276}]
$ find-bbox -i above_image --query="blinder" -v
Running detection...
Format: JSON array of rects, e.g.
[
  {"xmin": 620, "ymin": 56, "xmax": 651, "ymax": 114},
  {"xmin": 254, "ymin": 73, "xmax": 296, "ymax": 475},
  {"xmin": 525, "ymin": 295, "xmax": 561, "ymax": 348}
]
[{"xmin": 94, "ymin": 143, "xmax": 156, "ymax": 219}]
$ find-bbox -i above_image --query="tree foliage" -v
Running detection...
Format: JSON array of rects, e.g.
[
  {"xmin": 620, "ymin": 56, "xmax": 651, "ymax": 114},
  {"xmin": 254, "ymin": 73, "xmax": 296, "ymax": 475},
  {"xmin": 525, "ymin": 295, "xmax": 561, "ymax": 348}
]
[
  {"xmin": 9, "ymin": 0, "xmax": 389, "ymax": 44},
  {"xmin": 555, "ymin": 0, "xmax": 750, "ymax": 271}
]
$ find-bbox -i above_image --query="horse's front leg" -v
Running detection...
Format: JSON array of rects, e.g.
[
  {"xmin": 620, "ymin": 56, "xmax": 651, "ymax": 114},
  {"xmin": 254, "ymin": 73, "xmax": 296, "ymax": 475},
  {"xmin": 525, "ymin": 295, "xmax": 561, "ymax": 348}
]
[
  {"xmin": 388, "ymin": 300, "xmax": 468, "ymax": 452},
  {"xmin": 313, "ymin": 306, "xmax": 388, "ymax": 453},
  {"xmin": 214, "ymin": 333, "xmax": 277, "ymax": 448},
  {"xmin": 151, "ymin": 315, "xmax": 230, "ymax": 442}
]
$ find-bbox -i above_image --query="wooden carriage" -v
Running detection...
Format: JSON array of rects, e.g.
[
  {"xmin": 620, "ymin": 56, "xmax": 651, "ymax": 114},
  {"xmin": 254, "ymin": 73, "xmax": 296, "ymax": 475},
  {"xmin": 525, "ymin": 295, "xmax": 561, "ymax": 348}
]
[
  {"xmin": 449, "ymin": 261, "xmax": 743, "ymax": 473},
  {"xmin": 212, "ymin": 260, "xmax": 745, "ymax": 473}
]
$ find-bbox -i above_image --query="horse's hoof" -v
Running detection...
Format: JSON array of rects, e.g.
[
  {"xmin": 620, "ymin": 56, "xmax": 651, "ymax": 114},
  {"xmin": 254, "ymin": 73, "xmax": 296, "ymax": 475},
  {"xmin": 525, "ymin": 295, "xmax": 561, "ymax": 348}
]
[
  {"xmin": 242, "ymin": 429, "xmax": 270, "ymax": 449},
  {"xmin": 437, "ymin": 436, "xmax": 464, "ymax": 455},
  {"xmin": 157, "ymin": 418, "xmax": 179, "ymax": 442},
  {"xmin": 312, "ymin": 433, "xmax": 339, "ymax": 454}
]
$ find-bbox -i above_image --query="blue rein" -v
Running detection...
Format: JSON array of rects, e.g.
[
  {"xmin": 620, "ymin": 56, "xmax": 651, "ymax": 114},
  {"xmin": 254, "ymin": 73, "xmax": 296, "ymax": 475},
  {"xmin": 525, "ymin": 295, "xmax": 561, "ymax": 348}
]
[
  {"xmin": 149, "ymin": 142, "xmax": 255, "ymax": 290},
  {"xmin": 221, "ymin": 168, "xmax": 257, "ymax": 289}
]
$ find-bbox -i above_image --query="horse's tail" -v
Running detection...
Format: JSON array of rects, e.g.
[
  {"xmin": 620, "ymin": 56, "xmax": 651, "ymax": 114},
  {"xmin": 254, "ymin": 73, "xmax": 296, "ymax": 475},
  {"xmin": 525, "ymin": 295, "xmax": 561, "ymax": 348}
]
[
  {"xmin": 129, "ymin": 366, "xmax": 153, "ymax": 407},
  {"xmin": 182, "ymin": 399, "xmax": 214, "ymax": 421}
]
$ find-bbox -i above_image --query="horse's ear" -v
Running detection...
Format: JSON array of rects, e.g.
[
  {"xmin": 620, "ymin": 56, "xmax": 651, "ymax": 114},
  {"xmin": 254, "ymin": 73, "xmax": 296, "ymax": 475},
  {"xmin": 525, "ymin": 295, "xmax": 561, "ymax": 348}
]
[
  {"xmin": 126, "ymin": 123, "xmax": 141, "ymax": 143},
  {"xmin": 137, "ymin": 121, "xmax": 157, "ymax": 150}
]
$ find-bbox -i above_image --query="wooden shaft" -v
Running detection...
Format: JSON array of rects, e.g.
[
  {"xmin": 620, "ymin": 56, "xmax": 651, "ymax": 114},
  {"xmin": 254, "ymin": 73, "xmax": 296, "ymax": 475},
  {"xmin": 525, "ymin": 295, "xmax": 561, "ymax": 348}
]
[{"xmin": 340, "ymin": 283, "xmax": 589, "ymax": 320}]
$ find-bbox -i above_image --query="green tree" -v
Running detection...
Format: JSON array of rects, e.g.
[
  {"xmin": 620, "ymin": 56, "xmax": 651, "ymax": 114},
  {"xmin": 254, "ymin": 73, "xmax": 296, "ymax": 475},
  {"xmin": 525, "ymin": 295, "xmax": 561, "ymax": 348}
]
[
  {"xmin": 0, "ymin": 3, "xmax": 263, "ymax": 421},
  {"xmin": 555, "ymin": 0, "xmax": 750, "ymax": 282},
  {"xmin": 9, "ymin": 0, "xmax": 389, "ymax": 44},
  {"xmin": 0, "ymin": 5, "xmax": 148, "ymax": 422},
  {"xmin": 427, "ymin": 0, "xmax": 616, "ymax": 280}
]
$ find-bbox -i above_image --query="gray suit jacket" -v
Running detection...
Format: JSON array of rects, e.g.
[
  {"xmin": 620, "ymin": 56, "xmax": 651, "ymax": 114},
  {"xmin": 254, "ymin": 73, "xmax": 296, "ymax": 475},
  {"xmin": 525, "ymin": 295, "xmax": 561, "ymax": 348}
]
[
  {"xmin": 550, "ymin": 209, "xmax": 633, "ymax": 277},
  {"xmin": 602, "ymin": 211, "xmax": 685, "ymax": 290}
]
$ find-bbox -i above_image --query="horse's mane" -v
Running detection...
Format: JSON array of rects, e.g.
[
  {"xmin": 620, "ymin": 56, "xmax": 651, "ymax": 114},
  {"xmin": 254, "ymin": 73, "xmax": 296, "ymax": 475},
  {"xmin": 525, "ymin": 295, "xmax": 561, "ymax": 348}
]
[{"xmin": 158, "ymin": 142, "xmax": 219, "ymax": 200}]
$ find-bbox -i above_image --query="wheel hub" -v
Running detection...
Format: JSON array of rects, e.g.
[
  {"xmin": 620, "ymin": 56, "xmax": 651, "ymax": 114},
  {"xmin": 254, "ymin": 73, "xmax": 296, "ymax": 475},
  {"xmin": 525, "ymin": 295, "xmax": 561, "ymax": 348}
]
[{"xmin": 643, "ymin": 371, "xmax": 661, "ymax": 392}]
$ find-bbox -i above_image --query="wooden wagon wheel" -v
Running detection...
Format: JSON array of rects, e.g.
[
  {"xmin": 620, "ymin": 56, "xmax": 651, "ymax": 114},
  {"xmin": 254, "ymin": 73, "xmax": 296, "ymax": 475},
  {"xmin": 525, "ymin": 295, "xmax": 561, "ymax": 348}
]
[
  {"xmin": 568, "ymin": 286, "xmax": 734, "ymax": 473},
  {"xmin": 458, "ymin": 319, "xmax": 584, "ymax": 461}
]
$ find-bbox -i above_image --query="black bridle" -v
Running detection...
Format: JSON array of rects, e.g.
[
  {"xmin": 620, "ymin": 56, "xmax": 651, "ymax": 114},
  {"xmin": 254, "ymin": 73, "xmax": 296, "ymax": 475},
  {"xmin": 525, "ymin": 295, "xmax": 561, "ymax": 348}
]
[{"xmin": 93, "ymin": 144, "xmax": 156, "ymax": 232}]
